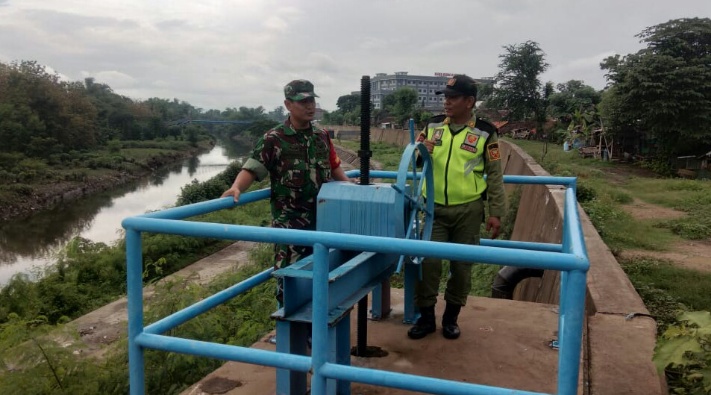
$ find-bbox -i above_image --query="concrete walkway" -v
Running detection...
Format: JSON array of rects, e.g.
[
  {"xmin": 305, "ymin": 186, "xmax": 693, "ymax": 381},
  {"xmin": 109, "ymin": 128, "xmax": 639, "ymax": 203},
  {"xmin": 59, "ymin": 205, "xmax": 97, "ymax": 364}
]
[
  {"xmin": 57, "ymin": 241, "xmax": 257, "ymax": 359},
  {"xmin": 180, "ymin": 290, "xmax": 577, "ymax": 395}
]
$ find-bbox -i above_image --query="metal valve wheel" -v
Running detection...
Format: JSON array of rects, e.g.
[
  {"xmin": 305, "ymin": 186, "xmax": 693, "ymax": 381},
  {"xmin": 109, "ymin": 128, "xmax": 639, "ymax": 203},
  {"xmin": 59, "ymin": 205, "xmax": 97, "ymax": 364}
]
[{"xmin": 392, "ymin": 140, "xmax": 434, "ymax": 269}]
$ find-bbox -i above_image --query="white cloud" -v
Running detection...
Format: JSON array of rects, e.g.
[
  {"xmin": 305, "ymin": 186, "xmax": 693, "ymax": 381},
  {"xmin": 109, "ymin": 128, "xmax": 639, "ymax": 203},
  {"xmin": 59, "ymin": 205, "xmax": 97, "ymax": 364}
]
[
  {"xmin": 264, "ymin": 16, "xmax": 289, "ymax": 32},
  {"xmin": 543, "ymin": 51, "xmax": 618, "ymax": 89},
  {"xmin": 1, "ymin": 0, "xmax": 710, "ymax": 111}
]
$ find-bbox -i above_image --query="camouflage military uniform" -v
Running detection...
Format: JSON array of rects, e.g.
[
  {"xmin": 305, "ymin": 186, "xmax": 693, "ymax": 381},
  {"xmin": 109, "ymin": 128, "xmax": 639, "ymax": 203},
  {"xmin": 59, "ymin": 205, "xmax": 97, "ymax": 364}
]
[{"xmin": 241, "ymin": 118, "xmax": 339, "ymax": 272}]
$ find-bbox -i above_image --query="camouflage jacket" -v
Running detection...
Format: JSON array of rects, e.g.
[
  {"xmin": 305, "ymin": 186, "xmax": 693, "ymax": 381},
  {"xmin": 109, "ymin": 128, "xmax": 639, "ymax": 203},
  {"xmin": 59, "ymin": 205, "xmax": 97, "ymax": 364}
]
[{"xmin": 241, "ymin": 118, "xmax": 334, "ymax": 230}]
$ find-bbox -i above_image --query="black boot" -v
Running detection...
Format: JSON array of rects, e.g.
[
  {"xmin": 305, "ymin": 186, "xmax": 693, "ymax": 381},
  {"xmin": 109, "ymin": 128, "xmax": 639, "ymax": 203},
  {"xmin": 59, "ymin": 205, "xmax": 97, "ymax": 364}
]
[
  {"xmin": 408, "ymin": 305, "xmax": 436, "ymax": 339},
  {"xmin": 442, "ymin": 303, "xmax": 462, "ymax": 340}
]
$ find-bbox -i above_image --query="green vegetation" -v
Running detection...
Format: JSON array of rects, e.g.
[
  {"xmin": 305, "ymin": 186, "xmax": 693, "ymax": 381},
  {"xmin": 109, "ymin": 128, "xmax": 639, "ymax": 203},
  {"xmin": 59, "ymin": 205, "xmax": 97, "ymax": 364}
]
[
  {"xmin": 0, "ymin": 249, "xmax": 276, "ymax": 395},
  {"xmin": 621, "ymin": 258, "xmax": 711, "ymax": 320},
  {"xmin": 0, "ymin": 60, "xmax": 286, "ymax": 220},
  {"xmin": 488, "ymin": 40, "xmax": 549, "ymax": 125},
  {"xmin": 654, "ymin": 311, "xmax": 711, "ymax": 394},
  {"xmin": 0, "ymin": 159, "xmax": 274, "ymax": 394},
  {"xmin": 323, "ymin": 90, "xmax": 433, "ymax": 129},
  {"xmin": 0, "ymin": 162, "xmax": 271, "ymax": 326},
  {"xmin": 600, "ymin": 18, "xmax": 711, "ymax": 159},
  {"xmin": 514, "ymin": 139, "xmax": 685, "ymax": 252},
  {"xmin": 512, "ymin": 138, "xmax": 711, "ymax": 394}
]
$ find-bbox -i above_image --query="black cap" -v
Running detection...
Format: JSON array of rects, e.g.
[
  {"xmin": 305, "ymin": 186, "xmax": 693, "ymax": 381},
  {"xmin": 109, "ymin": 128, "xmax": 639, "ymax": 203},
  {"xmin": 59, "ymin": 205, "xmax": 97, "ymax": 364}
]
[{"xmin": 436, "ymin": 74, "xmax": 477, "ymax": 98}]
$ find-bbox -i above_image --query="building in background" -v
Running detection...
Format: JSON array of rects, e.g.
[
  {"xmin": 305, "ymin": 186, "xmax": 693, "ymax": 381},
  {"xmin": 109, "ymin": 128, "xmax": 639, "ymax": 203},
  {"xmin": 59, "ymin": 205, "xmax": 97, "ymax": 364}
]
[{"xmin": 370, "ymin": 72, "xmax": 493, "ymax": 112}]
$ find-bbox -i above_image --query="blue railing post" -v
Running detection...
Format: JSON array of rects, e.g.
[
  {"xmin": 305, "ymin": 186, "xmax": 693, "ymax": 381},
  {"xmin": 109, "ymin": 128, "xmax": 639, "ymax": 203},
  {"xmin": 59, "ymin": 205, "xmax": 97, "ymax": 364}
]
[
  {"xmin": 558, "ymin": 185, "xmax": 573, "ymax": 348},
  {"xmin": 311, "ymin": 243, "xmax": 330, "ymax": 395},
  {"xmin": 557, "ymin": 269, "xmax": 587, "ymax": 395},
  {"xmin": 408, "ymin": 118, "xmax": 416, "ymax": 144},
  {"xmin": 126, "ymin": 229, "xmax": 145, "ymax": 395}
]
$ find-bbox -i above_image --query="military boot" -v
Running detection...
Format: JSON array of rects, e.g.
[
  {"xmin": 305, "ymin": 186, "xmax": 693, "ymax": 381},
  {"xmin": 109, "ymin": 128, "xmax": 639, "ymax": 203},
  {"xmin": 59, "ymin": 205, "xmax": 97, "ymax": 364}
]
[
  {"xmin": 442, "ymin": 303, "xmax": 462, "ymax": 340},
  {"xmin": 407, "ymin": 305, "xmax": 436, "ymax": 339}
]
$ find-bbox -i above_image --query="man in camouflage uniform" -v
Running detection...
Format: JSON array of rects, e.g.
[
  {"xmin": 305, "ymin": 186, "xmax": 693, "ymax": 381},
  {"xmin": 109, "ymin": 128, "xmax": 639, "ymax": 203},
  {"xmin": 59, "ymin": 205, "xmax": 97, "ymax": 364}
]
[
  {"xmin": 221, "ymin": 79, "xmax": 350, "ymax": 303},
  {"xmin": 408, "ymin": 74, "xmax": 506, "ymax": 340}
]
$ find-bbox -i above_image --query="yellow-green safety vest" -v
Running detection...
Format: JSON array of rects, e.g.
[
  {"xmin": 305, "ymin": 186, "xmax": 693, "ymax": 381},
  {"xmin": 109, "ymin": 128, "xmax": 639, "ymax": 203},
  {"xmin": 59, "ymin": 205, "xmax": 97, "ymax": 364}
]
[{"xmin": 423, "ymin": 120, "xmax": 489, "ymax": 206}]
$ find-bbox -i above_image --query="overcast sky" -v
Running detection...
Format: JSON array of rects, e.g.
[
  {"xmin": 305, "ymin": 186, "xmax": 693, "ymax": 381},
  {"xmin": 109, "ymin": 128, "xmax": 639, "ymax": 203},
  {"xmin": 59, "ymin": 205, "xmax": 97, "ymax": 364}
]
[{"xmin": 1, "ymin": 1, "xmax": 710, "ymax": 113}]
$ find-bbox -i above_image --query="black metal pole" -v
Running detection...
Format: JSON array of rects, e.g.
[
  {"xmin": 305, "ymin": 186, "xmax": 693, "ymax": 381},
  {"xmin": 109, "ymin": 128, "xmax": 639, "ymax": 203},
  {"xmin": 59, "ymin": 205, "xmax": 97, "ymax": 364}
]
[
  {"xmin": 359, "ymin": 75, "xmax": 371, "ymax": 185},
  {"xmin": 357, "ymin": 296, "xmax": 368, "ymax": 356},
  {"xmin": 356, "ymin": 75, "xmax": 372, "ymax": 356}
]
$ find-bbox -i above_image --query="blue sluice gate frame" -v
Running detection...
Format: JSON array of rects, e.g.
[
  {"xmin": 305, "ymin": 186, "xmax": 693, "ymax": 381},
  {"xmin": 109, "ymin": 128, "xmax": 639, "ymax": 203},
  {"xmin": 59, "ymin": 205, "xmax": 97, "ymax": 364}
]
[{"xmin": 122, "ymin": 172, "xmax": 589, "ymax": 395}]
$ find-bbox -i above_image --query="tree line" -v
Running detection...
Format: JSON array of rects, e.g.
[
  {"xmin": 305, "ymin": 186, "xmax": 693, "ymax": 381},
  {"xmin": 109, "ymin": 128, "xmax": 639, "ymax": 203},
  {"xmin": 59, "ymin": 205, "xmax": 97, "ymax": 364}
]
[
  {"xmin": 323, "ymin": 18, "xmax": 711, "ymax": 166},
  {"xmin": 0, "ymin": 60, "xmax": 286, "ymax": 159}
]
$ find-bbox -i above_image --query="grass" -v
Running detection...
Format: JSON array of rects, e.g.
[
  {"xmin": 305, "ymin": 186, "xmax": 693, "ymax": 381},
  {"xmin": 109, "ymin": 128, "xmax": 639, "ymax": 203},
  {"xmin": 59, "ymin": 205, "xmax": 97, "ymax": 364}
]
[
  {"xmin": 621, "ymin": 257, "xmax": 711, "ymax": 312},
  {"xmin": 0, "ymin": 251, "xmax": 277, "ymax": 395},
  {"xmin": 338, "ymin": 140, "xmax": 404, "ymax": 171},
  {"xmin": 511, "ymin": 139, "xmax": 711, "ymax": 339},
  {"xmin": 619, "ymin": 256, "xmax": 711, "ymax": 334},
  {"xmin": 511, "ymin": 138, "xmax": 711, "ymax": 249},
  {"xmin": 512, "ymin": 139, "xmax": 618, "ymax": 178},
  {"xmin": 624, "ymin": 178, "xmax": 711, "ymax": 209}
]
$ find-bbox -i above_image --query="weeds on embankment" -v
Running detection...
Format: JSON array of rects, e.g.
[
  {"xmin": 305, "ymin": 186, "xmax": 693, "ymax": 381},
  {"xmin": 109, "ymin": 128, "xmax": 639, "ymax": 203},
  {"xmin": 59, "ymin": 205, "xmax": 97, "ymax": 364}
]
[{"xmin": 513, "ymin": 139, "xmax": 711, "ymax": 394}]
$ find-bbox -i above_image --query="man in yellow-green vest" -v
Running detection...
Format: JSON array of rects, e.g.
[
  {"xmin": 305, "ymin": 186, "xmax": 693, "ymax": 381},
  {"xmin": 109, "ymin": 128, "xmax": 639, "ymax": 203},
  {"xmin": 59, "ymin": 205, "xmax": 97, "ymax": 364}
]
[{"xmin": 409, "ymin": 74, "xmax": 506, "ymax": 340}]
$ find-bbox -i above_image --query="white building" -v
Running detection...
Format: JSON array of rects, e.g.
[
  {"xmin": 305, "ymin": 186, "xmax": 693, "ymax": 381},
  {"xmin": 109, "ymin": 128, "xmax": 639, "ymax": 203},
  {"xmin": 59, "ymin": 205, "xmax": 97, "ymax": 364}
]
[{"xmin": 370, "ymin": 72, "xmax": 493, "ymax": 112}]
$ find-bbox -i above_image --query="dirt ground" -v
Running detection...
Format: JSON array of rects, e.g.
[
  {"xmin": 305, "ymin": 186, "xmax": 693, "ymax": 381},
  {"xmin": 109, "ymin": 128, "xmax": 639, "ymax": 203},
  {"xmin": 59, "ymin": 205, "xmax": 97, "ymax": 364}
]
[{"xmin": 615, "ymin": 184, "xmax": 711, "ymax": 273}]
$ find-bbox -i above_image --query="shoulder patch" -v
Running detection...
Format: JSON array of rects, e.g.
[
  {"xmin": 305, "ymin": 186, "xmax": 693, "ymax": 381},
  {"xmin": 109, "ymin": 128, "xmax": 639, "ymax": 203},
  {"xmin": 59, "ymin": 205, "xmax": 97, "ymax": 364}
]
[
  {"xmin": 475, "ymin": 117, "xmax": 498, "ymax": 134},
  {"xmin": 487, "ymin": 142, "xmax": 501, "ymax": 161}
]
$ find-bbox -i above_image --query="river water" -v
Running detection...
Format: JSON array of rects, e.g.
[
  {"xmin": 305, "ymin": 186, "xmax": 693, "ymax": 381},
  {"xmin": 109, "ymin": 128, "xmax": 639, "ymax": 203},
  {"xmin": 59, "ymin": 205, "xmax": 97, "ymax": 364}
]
[{"xmin": 0, "ymin": 142, "xmax": 249, "ymax": 286}]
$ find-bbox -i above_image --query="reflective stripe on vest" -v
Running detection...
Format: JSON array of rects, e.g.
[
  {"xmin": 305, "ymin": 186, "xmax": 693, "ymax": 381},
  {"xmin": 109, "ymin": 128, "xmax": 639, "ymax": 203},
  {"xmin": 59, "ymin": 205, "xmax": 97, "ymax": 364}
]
[{"xmin": 423, "ymin": 122, "xmax": 489, "ymax": 206}]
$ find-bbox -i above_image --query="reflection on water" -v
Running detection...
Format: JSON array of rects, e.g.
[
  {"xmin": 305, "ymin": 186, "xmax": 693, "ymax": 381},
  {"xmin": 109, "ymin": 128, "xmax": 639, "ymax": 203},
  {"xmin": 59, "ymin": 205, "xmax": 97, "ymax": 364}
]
[{"xmin": 0, "ymin": 142, "xmax": 249, "ymax": 285}]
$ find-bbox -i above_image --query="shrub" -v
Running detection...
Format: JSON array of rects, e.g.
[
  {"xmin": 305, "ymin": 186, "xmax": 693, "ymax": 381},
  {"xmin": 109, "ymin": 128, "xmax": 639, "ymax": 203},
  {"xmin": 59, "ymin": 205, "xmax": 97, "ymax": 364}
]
[
  {"xmin": 658, "ymin": 220, "xmax": 711, "ymax": 240},
  {"xmin": 0, "ymin": 152, "xmax": 26, "ymax": 171},
  {"xmin": 610, "ymin": 190, "xmax": 633, "ymax": 204},
  {"xmin": 576, "ymin": 181, "xmax": 597, "ymax": 203},
  {"xmin": 107, "ymin": 139, "xmax": 122, "ymax": 154},
  {"xmin": 654, "ymin": 311, "xmax": 711, "ymax": 394}
]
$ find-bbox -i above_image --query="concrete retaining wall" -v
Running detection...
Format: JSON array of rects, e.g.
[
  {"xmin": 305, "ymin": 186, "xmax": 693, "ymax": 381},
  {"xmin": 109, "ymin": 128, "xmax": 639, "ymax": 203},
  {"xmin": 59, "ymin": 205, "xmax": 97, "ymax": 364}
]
[
  {"xmin": 500, "ymin": 142, "xmax": 663, "ymax": 395},
  {"xmin": 351, "ymin": 127, "xmax": 665, "ymax": 395}
]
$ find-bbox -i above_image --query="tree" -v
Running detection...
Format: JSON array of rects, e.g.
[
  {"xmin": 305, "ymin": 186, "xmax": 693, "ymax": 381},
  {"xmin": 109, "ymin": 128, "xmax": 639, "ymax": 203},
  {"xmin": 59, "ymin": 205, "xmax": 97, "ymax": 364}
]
[
  {"xmin": 547, "ymin": 80, "xmax": 601, "ymax": 123},
  {"xmin": 600, "ymin": 17, "xmax": 711, "ymax": 158},
  {"xmin": 0, "ymin": 61, "xmax": 98, "ymax": 154},
  {"xmin": 322, "ymin": 110, "xmax": 344, "ymax": 125},
  {"xmin": 477, "ymin": 82, "xmax": 495, "ymax": 102},
  {"xmin": 336, "ymin": 94, "xmax": 360, "ymax": 114},
  {"xmin": 490, "ymin": 41, "xmax": 549, "ymax": 121},
  {"xmin": 383, "ymin": 87, "xmax": 418, "ymax": 127},
  {"xmin": 267, "ymin": 106, "xmax": 286, "ymax": 122}
]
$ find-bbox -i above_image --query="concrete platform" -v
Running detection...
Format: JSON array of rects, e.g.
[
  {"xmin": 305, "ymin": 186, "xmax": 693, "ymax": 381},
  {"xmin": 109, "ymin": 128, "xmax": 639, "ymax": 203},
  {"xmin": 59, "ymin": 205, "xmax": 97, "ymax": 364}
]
[{"xmin": 182, "ymin": 289, "xmax": 579, "ymax": 395}]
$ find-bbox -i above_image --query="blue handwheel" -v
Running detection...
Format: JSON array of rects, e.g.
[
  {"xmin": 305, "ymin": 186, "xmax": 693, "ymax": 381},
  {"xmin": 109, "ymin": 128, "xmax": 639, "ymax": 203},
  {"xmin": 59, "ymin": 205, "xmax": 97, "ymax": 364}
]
[{"xmin": 392, "ymin": 141, "xmax": 434, "ymax": 270}]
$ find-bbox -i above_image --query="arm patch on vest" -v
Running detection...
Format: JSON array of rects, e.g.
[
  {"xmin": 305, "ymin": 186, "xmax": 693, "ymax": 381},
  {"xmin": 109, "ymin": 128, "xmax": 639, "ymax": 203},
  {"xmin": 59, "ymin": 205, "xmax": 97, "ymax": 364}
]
[{"xmin": 487, "ymin": 142, "xmax": 501, "ymax": 161}]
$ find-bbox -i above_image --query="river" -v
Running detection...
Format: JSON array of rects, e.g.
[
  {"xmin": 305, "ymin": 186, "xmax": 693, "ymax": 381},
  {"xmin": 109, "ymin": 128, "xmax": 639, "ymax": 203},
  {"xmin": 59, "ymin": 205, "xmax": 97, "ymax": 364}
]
[{"xmin": 0, "ymin": 141, "xmax": 249, "ymax": 286}]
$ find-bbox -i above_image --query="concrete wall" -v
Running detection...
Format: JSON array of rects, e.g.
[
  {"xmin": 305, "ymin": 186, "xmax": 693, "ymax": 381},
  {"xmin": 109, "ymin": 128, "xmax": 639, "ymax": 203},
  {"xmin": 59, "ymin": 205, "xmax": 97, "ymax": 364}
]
[
  {"xmin": 500, "ymin": 142, "xmax": 663, "ymax": 395},
  {"xmin": 321, "ymin": 125, "xmax": 417, "ymax": 146},
  {"xmin": 347, "ymin": 127, "xmax": 665, "ymax": 395}
]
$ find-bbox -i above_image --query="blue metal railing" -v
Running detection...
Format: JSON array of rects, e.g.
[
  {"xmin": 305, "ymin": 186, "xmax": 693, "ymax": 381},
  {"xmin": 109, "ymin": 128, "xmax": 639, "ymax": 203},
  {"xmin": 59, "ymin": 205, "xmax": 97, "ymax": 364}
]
[{"xmin": 122, "ymin": 172, "xmax": 588, "ymax": 395}]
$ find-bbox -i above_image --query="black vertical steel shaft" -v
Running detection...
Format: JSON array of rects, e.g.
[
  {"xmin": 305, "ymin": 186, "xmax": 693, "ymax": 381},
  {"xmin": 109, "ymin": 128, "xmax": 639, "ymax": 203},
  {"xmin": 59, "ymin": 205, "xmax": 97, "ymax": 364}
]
[
  {"xmin": 357, "ymin": 295, "xmax": 368, "ymax": 356},
  {"xmin": 359, "ymin": 75, "xmax": 371, "ymax": 185},
  {"xmin": 356, "ymin": 75, "xmax": 371, "ymax": 356}
]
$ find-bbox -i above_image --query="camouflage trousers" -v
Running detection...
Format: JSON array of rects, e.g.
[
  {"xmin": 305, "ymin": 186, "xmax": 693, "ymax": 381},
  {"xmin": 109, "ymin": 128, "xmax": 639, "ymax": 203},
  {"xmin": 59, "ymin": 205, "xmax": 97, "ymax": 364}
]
[{"xmin": 274, "ymin": 243, "xmax": 313, "ymax": 305}]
